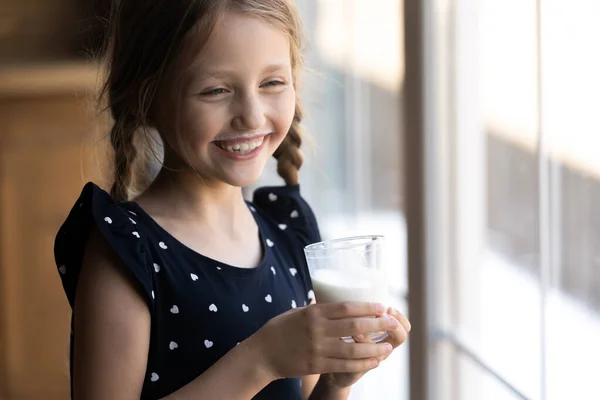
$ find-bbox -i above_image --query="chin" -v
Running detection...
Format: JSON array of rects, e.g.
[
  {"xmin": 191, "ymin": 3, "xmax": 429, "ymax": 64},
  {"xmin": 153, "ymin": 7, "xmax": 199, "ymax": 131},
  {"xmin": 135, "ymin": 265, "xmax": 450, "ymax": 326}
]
[{"xmin": 216, "ymin": 168, "xmax": 265, "ymax": 188}]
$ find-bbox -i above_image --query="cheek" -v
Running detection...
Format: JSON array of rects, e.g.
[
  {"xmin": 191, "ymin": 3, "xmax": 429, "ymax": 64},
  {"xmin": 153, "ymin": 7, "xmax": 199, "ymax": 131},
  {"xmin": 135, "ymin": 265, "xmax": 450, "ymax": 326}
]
[
  {"xmin": 177, "ymin": 101, "xmax": 225, "ymax": 146},
  {"xmin": 272, "ymin": 89, "xmax": 296, "ymax": 136}
]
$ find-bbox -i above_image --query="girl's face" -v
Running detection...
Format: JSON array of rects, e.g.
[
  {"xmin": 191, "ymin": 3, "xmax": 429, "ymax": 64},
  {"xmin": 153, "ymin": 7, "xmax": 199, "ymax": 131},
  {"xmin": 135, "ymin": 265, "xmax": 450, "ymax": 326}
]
[{"xmin": 153, "ymin": 11, "xmax": 296, "ymax": 188}]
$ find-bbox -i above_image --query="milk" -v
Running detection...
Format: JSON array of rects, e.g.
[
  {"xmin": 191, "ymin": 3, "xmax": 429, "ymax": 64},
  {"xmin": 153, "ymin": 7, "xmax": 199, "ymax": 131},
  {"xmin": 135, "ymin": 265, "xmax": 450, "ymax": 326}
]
[
  {"xmin": 311, "ymin": 268, "xmax": 389, "ymax": 342},
  {"xmin": 310, "ymin": 268, "xmax": 388, "ymax": 304}
]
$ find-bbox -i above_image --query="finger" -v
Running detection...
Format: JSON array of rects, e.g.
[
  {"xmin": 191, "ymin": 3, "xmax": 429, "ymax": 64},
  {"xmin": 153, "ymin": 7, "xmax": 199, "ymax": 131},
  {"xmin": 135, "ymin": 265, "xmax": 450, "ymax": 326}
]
[
  {"xmin": 326, "ymin": 315, "xmax": 399, "ymax": 337},
  {"xmin": 319, "ymin": 302, "xmax": 386, "ymax": 319},
  {"xmin": 355, "ymin": 335, "xmax": 389, "ymax": 362},
  {"xmin": 385, "ymin": 326, "xmax": 408, "ymax": 348},
  {"xmin": 353, "ymin": 331, "xmax": 393, "ymax": 362},
  {"xmin": 352, "ymin": 334, "xmax": 375, "ymax": 344},
  {"xmin": 321, "ymin": 357, "xmax": 380, "ymax": 374},
  {"xmin": 325, "ymin": 339, "xmax": 393, "ymax": 359},
  {"xmin": 387, "ymin": 307, "xmax": 411, "ymax": 332},
  {"xmin": 380, "ymin": 314, "xmax": 408, "ymax": 348}
]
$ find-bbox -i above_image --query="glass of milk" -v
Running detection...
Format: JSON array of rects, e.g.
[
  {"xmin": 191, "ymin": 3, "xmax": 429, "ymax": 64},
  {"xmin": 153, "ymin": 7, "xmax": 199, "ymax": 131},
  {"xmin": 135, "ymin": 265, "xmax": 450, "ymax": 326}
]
[{"xmin": 304, "ymin": 235, "xmax": 389, "ymax": 342}]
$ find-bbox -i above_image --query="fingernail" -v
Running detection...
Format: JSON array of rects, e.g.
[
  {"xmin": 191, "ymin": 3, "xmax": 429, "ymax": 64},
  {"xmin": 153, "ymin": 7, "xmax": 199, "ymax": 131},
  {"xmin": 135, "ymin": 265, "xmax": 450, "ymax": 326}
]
[
  {"xmin": 371, "ymin": 358, "xmax": 379, "ymax": 367},
  {"xmin": 389, "ymin": 317, "xmax": 399, "ymax": 329},
  {"xmin": 384, "ymin": 343, "xmax": 393, "ymax": 353},
  {"xmin": 355, "ymin": 334, "xmax": 365, "ymax": 341},
  {"xmin": 376, "ymin": 303, "xmax": 385, "ymax": 313}
]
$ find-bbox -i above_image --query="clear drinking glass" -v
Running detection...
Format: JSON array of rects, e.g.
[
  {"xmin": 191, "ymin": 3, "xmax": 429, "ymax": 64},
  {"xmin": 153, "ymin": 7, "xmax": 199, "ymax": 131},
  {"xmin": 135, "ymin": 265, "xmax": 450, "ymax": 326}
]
[{"xmin": 304, "ymin": 235, "xmax": 389, "ymax": 342}]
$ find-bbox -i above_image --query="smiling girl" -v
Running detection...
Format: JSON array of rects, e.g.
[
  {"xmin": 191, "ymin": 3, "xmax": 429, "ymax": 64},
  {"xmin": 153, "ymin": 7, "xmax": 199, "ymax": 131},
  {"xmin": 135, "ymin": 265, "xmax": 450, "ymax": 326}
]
[{"xmin": 54, "ymin": 1, "xmax": 410, "ymax": 399}]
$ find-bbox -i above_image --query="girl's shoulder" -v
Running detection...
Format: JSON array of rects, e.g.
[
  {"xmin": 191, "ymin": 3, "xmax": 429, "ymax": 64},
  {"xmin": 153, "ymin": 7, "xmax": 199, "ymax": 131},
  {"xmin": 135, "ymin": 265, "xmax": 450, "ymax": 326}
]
[
  {"xmin": 54, "ymin": 182, "xmax": 155, "ymax": 309},
  {"xmin": 251, "ymin": 185, "xmax": 321, "ymax": 248}
]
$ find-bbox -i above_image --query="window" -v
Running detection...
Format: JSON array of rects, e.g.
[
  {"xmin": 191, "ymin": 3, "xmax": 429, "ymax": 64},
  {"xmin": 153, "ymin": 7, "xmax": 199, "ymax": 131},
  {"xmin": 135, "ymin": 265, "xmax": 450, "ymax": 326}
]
[{"xmin": 407, "ymin": 0, "xmax": 600, "ymax": 399}]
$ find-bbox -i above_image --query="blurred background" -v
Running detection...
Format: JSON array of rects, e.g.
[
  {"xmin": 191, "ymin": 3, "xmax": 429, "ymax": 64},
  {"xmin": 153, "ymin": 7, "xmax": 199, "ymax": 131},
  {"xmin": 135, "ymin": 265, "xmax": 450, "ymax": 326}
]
[{"xmin": 0, "ymin": 0, "xmax": 598, "ymax": 399}]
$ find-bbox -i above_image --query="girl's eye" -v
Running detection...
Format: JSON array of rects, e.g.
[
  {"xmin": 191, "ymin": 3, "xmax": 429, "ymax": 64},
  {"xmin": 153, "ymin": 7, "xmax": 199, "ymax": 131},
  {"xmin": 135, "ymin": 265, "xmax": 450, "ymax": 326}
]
[
  {"xmin": 263, "ymin": 80, "xmax": 285, "ymax": 87},
  {"xmin": 201, "ymin": 88, "xmax": 228, "ymax": 96}
]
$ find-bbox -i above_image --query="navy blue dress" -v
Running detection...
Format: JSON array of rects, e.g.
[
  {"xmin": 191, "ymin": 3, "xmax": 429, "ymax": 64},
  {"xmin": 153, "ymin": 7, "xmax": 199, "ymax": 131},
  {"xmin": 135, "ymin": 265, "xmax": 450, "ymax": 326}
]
[{"xmin": 54, "ymin": 183, "xmax": 321, "ymax": 400}]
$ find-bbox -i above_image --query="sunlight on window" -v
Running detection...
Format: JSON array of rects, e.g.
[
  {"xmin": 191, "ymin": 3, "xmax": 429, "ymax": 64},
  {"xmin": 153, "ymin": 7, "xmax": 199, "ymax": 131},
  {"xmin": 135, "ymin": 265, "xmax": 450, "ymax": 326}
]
[
  {"xmin": 482, "ymin": 0, "xmax": 600, "ymax": 178},
  {"xmin": 314, "ymin": 0, "xmax": 404, "ymax": 91},
  {"xmin": 542, "ymin": 0, "xmax": 600, "ymax": 178},
  {"xmin": 480, "ymin": 0, "xmax": 538, "ymax": 148}
]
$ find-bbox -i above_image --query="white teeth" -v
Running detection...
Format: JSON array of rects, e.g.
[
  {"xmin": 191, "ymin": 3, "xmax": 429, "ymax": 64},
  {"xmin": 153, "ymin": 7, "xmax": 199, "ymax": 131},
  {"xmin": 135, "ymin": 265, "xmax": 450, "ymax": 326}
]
[{"xmin": 218, "ymin": 137, "xmax": 264, "ymax": 154}]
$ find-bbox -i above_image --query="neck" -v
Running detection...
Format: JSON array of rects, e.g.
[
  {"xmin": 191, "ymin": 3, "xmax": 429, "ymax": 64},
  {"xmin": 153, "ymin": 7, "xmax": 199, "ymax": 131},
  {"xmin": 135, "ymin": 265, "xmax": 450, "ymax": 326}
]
[{"xmin": 136, "ymin": 166, "xmax": 250, "ymax": 233}]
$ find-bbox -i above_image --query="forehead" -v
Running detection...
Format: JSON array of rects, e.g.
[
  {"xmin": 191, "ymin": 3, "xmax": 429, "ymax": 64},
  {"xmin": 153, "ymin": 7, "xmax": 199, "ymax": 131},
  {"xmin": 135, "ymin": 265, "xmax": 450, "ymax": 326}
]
[{"xmin": 181, "ymin": 11, "xmax": 292, "ymax": 76}]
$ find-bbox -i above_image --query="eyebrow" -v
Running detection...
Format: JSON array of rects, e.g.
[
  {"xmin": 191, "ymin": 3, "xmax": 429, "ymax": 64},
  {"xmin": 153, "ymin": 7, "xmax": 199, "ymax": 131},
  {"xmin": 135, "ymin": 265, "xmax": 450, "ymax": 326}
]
[{"xmin": 193, "ymin": 62, "xmax": 291, "ymax": 80}]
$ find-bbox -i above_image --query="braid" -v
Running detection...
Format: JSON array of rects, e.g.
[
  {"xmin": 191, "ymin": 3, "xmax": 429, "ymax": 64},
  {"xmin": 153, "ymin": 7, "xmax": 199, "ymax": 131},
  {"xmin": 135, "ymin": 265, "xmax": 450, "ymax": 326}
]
[
  {"xmin": 109, "ymin": 117, "xmax": 138, "ymax": 202},
  {"xmin": 274, "ymin": 100, "xmax": 304, "ymax": 186}
]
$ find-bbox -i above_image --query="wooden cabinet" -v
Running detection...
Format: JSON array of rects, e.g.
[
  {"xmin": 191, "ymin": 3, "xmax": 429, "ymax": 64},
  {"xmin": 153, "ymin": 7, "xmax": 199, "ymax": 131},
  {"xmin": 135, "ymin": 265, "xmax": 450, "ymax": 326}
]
[
  {"xmin": 0, "ymin": 0, "xmax": 109, "ymax": 63},
  {"xmin": 0, "ymin": 63, "xmax": 108, "ymax": 399}
]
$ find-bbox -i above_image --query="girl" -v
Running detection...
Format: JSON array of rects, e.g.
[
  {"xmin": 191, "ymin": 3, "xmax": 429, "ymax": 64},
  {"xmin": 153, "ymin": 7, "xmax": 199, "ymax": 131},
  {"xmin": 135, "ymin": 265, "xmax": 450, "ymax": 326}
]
[{"xmin": 54, "ymin": 1, "xmax": 411, "ymax": 399}]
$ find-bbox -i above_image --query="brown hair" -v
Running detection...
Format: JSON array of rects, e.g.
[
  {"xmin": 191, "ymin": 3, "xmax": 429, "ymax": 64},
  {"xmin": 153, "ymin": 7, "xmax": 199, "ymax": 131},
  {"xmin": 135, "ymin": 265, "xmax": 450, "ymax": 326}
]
[{"xmin": 100, "ymin": 0, "xmax": 306, "ymax": 201}]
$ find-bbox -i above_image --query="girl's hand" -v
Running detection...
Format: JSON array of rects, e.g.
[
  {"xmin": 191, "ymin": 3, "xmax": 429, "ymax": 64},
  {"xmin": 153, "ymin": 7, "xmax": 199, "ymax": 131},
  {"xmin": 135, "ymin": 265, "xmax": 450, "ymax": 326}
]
[
  {"xmin": 380, "ymin": 307, "xmax": 411, "ymax": 349},
  {"xmin": 322, "ymin": 308, "xmax": 411, "ymax": 389},
  {"xmin": 250, "ymin": 302, "xmax": 399, "ymax": 381}
]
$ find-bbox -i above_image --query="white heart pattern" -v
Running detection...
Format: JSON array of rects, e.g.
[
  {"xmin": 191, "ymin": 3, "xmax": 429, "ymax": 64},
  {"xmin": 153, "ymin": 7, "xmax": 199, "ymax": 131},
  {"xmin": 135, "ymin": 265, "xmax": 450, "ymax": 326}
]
[
  {"xmin": 169, "ymin": 341, "xmax": 178, "ymax": 350},
  {"xmin": 216, "ymin": 266, "xmax": 222, "ymax": 271},
  {"xmin": 289, "ymin": 268, "xmax": 298, "ymax": 277},
  {"xmin": 153, "ymin": 263, "xmax": 161, "ymax": 273},
  {"xmin": 132, "ymin": 231, "xmax": 140, "ymax": 238},
  {"xmin": 308, "ymin": 290, "xmax": 315, "ymax": 300},
  {"xmin": 268, "ymin": 193, "xmax": 278, "ymax": 202},
  {"xmin": 209, "ymin": 304, "xmax": 218, "ymax": 312},
  {"xmin": 58, "ymin": 265, "xmax": 66, "ymax": 275},
  {"xmin": 242, "ymin": 304, "xmax": 249, "ymax": 312},
  {"xmin": 129, "ymin": 217, "xmax": 137, "ymax": 224},
  {"xmin": 249, "ymin": 205, "xmax": 256, "ymax": 212},
  {"xmin": 265, "ymin": 294, "xmax": 272, "ymax": 303},
  {"xmin": 291, "ymin": 300, "xmax": 297, "ymax": 309},
  {"xmin": 278, "ymin": 224, "xmax": 287, "ymax": 230},
  {"xmin": 170, "ymin": 305, "xmax": 179, "ymax": 314},
  {"xmin": 151, "ymin": 372, "xmax": 159, "ymax": 382},
  {"xmin": 151, "ymin": 291, "xmax": 155, "ymax": 299},
  {"xmin": 159, "ymin": 241, "xmax": 168, "ymax": 250},
  {"xmin": 190, "ymin": 273, "xmax": 198, "ymax": 281},
  {"xmin": 270, "ymin": 266, "xmax": 276, "ymax": 275},
  {"xmin": 129, "ymin": 211, "xmax": 137, "ymax": 216},
  {"xmin": 290, "ymin": 210, "xmax": 299, "ymax": 218},
  {"xmin": 266, "ymin": 239, "xmax": 274, "ymax": 247},
  {"xmin": 204, "ymin": 340, "xmax": 213, "ymax": 348},
  {"xmin": 104, "ymin": 217, "xmax": 112, "ymax": 224}
]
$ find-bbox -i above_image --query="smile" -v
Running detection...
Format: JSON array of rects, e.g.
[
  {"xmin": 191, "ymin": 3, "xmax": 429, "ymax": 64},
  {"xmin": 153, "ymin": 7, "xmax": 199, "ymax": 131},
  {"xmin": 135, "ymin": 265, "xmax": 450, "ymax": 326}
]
[
  {"xmin": 213, "ymin": 134, "xmax": 269, "ymax": 155},
  {"xmin": 216, "ymin": 137, "xmax": 264, "ymax": 154}
]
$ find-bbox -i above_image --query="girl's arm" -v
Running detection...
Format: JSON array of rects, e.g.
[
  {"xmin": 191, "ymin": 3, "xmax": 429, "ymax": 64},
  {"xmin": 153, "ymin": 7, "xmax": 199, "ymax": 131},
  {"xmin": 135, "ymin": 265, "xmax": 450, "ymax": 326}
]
[
  {"xmin": 301, "ymin": 299, "xmax": 351, "ymax": 400},
  {"xmin": 74, "ymin": 228, "xmax": 273, "ymax": 400},
  {"xmin": 303, "ymin": 374, "xmax": 351, "ymax": 400}
]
